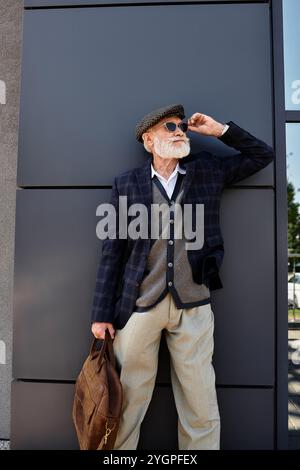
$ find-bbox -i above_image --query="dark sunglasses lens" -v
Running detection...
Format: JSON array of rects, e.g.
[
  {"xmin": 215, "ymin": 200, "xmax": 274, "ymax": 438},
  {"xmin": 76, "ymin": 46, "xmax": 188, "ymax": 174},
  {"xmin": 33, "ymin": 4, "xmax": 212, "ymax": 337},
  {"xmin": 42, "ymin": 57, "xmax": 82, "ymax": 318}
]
[
  {"xmin": 180, "ymin": 122, "xmax": 188, "ymax": 132},
  {"xmin": 165, "ymin": 122, "xmax": 177, "ymax": 132},
  {"xmin": 165, "ymin": 122, "xmax": 188, "ymax": 132}
]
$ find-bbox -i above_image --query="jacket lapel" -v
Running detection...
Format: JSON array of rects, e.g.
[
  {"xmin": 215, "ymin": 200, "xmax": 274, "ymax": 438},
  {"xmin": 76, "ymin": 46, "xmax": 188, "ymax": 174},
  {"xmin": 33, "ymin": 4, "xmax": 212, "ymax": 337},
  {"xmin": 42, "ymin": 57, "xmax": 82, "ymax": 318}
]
[
  {"xmin": 135, "ymin": 157, "xmax": 153, "ymax": 209},
  {"xmin": 179, "ymin": 158, "xmax": 196, "ymax": 203}
]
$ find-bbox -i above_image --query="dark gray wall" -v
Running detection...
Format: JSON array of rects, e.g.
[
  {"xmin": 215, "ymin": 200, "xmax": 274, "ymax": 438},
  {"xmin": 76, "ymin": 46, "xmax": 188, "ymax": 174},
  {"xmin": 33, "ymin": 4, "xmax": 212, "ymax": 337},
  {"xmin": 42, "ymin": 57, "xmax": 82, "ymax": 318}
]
[
  {"xmin": 11, "ymin": 381, "xmax": 274, "ymax": 450},
  {"xmin": 24, "ymin": 0, "xmax": 268, "ymax": 6},
  {"xmin": 12, "ymin": 188, "xmax": 275, "ymax": 386},
  {"xmin": 17, "ymin": 3, "xmax": 273, "ymax": 187},
  {"xmin": 11, "ymin": 0, "xmax": 286, "ymax": 449}
]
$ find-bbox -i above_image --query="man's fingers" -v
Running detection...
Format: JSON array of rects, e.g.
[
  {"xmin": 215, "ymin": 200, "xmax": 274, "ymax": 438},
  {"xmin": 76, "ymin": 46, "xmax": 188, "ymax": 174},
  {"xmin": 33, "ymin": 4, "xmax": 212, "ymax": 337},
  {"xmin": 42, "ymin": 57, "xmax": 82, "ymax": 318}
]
[
  {"xmin": 96, "ymin": 327, "xmax": 115, "ymax": 340},
  {"xmin": 187, "ymin": 125, "xmax": 199, "ymax": 132},
  {"xmin": 94, "ymin": 329, "xmax": 103, "ymax": 339},
  {"xmin": 189, "ymin": 112, "xmax": 206, "ymax": 125},
  {"xmin": 108, "ymin": 326, "xmax": 115, "ymax": 339},
  {"xmin": 190, "ymin": 112, "xmax": 204, "ymax": 120},
  {"xmin": 91, "ymin": 323, "xmax": 115, "ymax": 340},
  {"xmin": 97, "ymin": 327, "xmax": 106, "ymax": 339}
]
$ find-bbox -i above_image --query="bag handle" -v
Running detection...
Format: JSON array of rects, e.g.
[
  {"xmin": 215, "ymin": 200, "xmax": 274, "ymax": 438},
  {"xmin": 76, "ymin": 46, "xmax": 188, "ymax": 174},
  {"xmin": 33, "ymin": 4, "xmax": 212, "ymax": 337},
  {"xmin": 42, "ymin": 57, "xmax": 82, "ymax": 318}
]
[
  {"xmin": 90, "ymin": 329, "xmax": 116, "ymax": 369},
  {"xmin": 103, "ymin": 329, "xmax": 116, "ymax": 368}
]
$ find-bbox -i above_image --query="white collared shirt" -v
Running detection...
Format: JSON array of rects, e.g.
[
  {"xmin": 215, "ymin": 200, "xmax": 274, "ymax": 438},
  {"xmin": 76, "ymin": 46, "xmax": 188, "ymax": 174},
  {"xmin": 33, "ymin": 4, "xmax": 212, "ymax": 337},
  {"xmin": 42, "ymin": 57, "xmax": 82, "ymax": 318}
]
[
  {"xmin": 222, "ymin": 124, "xmax": 229, "ymax": 135},
  {"xmin": 151, "ymin": 161, "xmax": 187, "ymax": 199}
]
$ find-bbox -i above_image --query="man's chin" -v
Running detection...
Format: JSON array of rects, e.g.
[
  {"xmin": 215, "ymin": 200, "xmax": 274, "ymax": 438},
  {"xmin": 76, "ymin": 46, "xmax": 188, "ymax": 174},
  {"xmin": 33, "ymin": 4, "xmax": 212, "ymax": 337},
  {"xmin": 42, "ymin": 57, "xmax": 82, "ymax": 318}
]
[
  {"xmin": 173, "ymin": 148, "xmax": 191, "ymax": 159},
  {"xmin": 159, "ymin": 152, "xmax": 190, "ymax": 160},
  {"xmin": 158, "ymin": 152, "xmax": 190, "ymax": 159},
  {"xmin": 177, "ymin": 151, "xmax": 190, "ymax": 159}
]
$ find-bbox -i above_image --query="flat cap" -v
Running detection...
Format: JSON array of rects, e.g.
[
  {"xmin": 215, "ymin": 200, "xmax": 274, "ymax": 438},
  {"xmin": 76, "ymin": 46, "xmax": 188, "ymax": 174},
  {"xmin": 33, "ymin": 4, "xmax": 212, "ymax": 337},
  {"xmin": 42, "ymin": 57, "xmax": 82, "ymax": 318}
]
[{"xmin": 135, "ymin": 103, "xmax": 185, "ymax": 143}]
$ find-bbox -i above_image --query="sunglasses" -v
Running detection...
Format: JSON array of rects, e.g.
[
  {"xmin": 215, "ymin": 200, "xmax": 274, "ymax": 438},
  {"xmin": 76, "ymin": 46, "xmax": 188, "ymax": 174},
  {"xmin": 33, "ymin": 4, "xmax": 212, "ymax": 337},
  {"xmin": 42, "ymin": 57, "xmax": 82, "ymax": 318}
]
[{"xmin": 159, "ymin": 121, "xmax": 189, "ymax": 133}]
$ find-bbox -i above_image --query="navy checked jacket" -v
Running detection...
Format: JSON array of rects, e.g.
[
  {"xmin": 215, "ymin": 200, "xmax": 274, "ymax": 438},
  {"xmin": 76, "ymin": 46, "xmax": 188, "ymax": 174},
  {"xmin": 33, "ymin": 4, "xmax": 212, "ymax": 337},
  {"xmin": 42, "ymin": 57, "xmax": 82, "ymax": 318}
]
[{"xmin": 91, "ymin": 121, "xmax": 274, "ymax": 329}]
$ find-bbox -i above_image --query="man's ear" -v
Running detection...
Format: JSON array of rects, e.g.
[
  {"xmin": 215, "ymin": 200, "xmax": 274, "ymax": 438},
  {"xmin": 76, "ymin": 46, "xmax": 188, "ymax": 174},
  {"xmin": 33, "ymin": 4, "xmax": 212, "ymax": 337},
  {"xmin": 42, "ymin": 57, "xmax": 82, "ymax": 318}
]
[
  {"xmin": 141, "ymin": 131, "xmax": 153, "ymax": 153},
  {"xmin": 143, "ymin": 131, "xmax": 153, "ymax": 147}
]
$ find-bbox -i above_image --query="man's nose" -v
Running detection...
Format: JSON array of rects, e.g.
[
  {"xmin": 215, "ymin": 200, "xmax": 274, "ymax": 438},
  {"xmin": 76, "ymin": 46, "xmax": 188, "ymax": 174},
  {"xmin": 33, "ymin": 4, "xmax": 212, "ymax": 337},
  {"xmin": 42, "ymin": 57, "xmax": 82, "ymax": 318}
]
[{"xmin": 175, "ymin": 126, "xmax": 184, "ymax": 136}]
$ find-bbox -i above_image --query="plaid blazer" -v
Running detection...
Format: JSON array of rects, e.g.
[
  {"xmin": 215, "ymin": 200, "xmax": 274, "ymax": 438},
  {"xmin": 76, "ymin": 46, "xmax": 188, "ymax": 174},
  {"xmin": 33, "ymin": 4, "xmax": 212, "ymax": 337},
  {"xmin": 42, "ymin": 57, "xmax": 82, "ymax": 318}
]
[{"xmin": 91, "ymin": 121, "xmax": 274, "ymax": 329}]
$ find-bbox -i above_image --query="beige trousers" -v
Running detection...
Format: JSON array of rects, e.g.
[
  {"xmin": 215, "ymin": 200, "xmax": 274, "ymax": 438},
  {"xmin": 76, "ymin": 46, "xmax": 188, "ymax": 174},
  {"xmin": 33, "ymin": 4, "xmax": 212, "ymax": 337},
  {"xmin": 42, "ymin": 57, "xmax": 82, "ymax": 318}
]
[{"xmin": 112, "ymin": 291, "xmax": 220, "ymax": 450}]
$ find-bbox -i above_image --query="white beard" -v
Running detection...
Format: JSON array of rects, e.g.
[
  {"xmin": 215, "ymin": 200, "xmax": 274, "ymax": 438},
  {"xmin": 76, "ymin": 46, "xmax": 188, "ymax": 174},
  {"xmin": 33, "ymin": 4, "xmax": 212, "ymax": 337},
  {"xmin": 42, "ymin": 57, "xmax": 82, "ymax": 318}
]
[{"xmin": 153, "ymin": 134, "xmax": 190, "ymax": 159}]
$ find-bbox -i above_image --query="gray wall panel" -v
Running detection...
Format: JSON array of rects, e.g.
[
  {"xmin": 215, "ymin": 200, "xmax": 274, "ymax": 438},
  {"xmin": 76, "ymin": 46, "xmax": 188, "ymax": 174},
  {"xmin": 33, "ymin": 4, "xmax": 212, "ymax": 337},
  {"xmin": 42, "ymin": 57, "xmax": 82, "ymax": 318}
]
[
  {"xmin": 25, "ymin": 1, "xmax": 267, "ymax": 6},
  {"xmin": 13, "ymin": 188, "xmax": 274, "ymax": 386},
  {"xmin": 213, "ymin": 189, "xmax": 275, "ymax": 385},
  {"xmin": 10, "ymin": 381, "xmax": 274, "ymax": 450},
  {"xmin": 18, "ymin": 4, "xmax": 273, "ymax": 186},
  {"xmin": 218, "ymin": 387, "xmax": 274, "ymax": 450},
  {"xmin": 12, "ymin": 188, "xmax": 110, "ymax": 380},
  {"xmin": 11, "ymin": 381, "xmax": 78, "ymax": 450}
]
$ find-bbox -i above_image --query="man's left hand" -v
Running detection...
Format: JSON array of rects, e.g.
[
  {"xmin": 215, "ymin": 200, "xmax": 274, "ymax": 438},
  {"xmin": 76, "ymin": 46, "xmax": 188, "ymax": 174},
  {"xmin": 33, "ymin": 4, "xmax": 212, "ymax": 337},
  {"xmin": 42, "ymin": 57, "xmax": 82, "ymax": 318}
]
[{"xmin": 187, "ymin": 113, "xmax": 226, "ymax": 137}]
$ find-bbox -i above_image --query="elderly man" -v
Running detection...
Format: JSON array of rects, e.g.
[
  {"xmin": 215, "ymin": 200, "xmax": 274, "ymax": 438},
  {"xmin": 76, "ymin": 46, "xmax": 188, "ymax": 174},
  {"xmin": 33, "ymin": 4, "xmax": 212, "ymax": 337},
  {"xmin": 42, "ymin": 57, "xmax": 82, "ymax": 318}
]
[{"xmin": 90, "ymin": 103, "xmax": 274, "ymax": 450}]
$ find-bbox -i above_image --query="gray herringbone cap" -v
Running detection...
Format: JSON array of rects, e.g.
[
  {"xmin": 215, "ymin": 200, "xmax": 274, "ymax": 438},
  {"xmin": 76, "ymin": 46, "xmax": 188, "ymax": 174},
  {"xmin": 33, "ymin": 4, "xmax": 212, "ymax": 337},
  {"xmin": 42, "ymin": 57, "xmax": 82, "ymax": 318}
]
[{"xmin": 135, "ymin": 103, "xmax": 185, "ymax": 143}]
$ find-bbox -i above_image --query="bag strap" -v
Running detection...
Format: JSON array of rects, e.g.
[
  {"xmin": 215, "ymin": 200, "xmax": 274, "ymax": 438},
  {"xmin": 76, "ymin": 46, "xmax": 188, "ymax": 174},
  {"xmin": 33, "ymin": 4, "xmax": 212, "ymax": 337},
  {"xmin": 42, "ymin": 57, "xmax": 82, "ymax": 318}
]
[
  {"xmin": 90, "ymin": 329, "xmax": 116, "ymax": 369},
  {"xmin": 104, "ymin": 329, "xmax": 116, "ymax": 369}
]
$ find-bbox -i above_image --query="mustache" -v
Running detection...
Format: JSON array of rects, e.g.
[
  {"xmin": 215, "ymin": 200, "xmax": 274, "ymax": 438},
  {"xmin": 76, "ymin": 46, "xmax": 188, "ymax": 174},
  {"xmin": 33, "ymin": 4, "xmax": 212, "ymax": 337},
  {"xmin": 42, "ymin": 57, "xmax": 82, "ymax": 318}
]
[{"xmin": 168, "ymin": 137, "xmax": 190, "ymax": 143}]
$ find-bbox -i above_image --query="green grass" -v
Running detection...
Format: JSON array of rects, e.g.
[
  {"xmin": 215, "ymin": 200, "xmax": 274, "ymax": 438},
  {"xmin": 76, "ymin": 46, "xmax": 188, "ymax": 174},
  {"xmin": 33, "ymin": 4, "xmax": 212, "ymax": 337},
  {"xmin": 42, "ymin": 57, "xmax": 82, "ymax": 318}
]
[{"xmin": 288, "ymin": 308, "xmax": 300, "ymax": 321}]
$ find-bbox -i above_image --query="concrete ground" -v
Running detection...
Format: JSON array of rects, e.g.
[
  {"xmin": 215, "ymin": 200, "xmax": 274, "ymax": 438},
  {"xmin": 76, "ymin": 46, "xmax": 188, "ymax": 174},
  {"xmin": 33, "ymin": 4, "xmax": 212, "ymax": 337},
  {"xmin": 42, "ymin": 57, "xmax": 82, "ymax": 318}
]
[{"xmin": 0, "ymin": 440, "xmax": 9, "ymax": 450}]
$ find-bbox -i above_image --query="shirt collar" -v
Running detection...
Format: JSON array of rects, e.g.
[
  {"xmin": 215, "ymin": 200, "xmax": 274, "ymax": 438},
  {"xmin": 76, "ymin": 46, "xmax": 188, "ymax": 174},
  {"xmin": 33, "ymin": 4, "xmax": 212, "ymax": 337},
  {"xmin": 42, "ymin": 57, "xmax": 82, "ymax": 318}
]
[{"xmin": 151, "ymin": 161, "xmax": 186, "ymax": 181}]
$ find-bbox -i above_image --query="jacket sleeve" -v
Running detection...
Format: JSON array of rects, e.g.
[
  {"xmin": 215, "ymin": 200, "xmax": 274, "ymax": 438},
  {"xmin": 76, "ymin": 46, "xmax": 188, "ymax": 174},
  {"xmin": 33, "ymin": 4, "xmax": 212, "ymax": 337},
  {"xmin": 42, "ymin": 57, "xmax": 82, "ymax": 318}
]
[
  {"xmin": 91, "ymin": 177, "xmax": 127, "ymax": 324},
  {"xmin": 215, "ymin": 121, "xmax": 275, "ymax": 187}
]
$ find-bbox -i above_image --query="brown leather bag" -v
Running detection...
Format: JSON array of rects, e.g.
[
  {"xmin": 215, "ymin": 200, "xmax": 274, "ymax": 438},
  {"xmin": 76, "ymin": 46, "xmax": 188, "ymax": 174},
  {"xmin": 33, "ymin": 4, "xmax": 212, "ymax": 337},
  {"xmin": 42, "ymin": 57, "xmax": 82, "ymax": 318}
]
[{"xmin": 72, "ymin": 329, "xmax": 123, "ymax": 450}]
